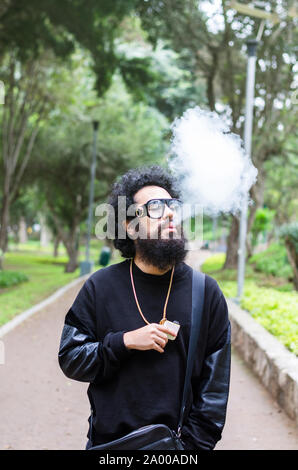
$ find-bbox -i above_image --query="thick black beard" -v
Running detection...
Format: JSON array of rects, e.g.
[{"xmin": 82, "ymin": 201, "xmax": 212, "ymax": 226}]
[{"xmin": 135, "ymin": 231, "xmax": 188, "ymax": 271}]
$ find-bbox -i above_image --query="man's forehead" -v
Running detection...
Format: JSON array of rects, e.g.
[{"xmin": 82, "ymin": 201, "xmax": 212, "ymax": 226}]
[{"xmin": 133, "ymin": 185, "xmax": 172, "ymax": 204}]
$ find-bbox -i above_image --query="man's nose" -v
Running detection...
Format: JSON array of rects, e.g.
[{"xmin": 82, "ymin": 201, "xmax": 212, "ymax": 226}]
[{"xmin": 163, "ymin": 204, "xmax": 174, "ymax": 219}]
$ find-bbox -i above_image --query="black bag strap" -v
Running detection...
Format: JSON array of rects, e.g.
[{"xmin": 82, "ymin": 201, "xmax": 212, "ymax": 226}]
[{"xmin": 177, "ymin": 269, "xmax": 205, "ymax": 436}]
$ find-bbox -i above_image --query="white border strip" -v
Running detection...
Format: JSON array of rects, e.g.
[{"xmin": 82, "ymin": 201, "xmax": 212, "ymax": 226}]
[{"xmin": 0, "ymin": 274, "xmax": 89, "ymax": 339}]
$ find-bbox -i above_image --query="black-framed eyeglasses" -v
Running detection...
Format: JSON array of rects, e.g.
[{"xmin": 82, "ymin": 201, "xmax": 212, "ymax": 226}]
[{"xmin": 135, "ymin": 198, "xmax": 182, "ymax": 219}]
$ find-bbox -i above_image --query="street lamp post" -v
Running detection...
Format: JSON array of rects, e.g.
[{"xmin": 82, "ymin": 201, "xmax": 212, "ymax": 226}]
[
  {"xmin": 237, "ymin": 39, "xmax": 258, "ymax": 300},
  {"xmin": 229, "ymin": 1, "xmax": 297, "ymax": 301},
  {"xmin": 229, "ymin": 2, "xmax": 279, "ymax": 302},
  {"xmin": 80, "ymin": 120, "xmax": 99, "ymax": 276}
]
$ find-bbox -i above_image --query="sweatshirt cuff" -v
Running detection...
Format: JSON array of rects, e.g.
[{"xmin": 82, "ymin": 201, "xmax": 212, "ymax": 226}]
[{"xmin": 107, "ymin": 331, "xmax": 134, "ymax": 360}]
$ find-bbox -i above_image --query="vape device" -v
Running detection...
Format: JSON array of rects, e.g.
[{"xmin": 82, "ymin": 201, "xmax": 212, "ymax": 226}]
[{"xmin": 164, "ymin": 320, "xmax": 180, "ymax": 340}]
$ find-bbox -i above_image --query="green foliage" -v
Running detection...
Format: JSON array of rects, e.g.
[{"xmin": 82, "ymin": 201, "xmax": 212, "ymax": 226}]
[
  {"xmin": 9, "ymin": 186, "xmax": 46, "ymax": 235},
  {"xmin": 0, "ymin": 0, "xmax": 138, "ymax": 97},
  {"xmin": 25, "ymin": 52, "xmax": 169, "ymax": 217},
  {"xmin": 249, "ymin": 243, "xmax": 292, "ymax": 279},
  {"xmin": 278, "ymin": 222, "xmax": 298, "ymax": 289},
  {"xmin": 201, "ymin": 253, "xmax": 298, "ymax": 355},
  {"xmin": 13, "ymin": 48, "xmax": 169, "ymax": 271},
  {"xmin": 117, "ymin": 33, "xmax": 206, "ymax": 121},
  {"xmin": 94, "ymin": 75, "xmax": 169, "ymax": 168},
  {"xmin": 251, "ymin": 208, "xmax": 275, "ymax": 246},
  {"xmin": 1, "ymin": 1, "xmax": 178, "ymax": 104},
  {"xmin": 241, "ymin": 284, "xmax": 298, "ymax": 356},
  {"xmin": 136, "ymin": 0, "xmax": 297, "ymax": 271},
  {"xmin": 264, "ymin": 141, "xmax": 298, "ymax": 224},
  {"xmin": 0, "ymin": 270, "xmax": 28, "ymax": 288},
  {"xmin": 30, "ymin": 69, "xmax": 169, "ymax": 217},
  {"xmin": 118, "ymin": 55, "xmax": 159, "ymax": 102},
  {"xmin": 201, "ymin": 253, "xmax": 225, "ymax": 272},
  {"xmin": 0, "ymin": 251, "xmax": 79, "ymax": 325},
  {"xmin": 279, "ymin": 222, "xmax": 298, "ymax": 254}
]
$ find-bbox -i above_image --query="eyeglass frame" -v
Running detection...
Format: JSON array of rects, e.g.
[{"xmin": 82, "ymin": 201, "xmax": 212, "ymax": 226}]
[{"xmin": 134, "ymin": 198, "xmax": 182, "ymax": 219}]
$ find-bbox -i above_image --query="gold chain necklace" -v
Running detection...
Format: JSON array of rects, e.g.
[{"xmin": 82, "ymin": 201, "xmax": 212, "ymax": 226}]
[{"xmin": 129, "ymin": 258, "xmax": 175, "ymax": 325}]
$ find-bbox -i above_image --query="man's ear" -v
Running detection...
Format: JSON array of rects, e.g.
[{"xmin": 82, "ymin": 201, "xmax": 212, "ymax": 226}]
[
  {"xmin": 124, "ymin": 219, "xmax": 133, "ymax": 237},
  {"xmin": 125, "ymin": 218, "xmax": 141, "ymax": 241}
]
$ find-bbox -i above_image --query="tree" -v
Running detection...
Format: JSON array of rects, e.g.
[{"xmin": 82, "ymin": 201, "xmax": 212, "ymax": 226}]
[
  {"xmin": 250, "ymin": 207, "xmax": 275, "ymax": 250},
  {"xmin": 8, "ymin": 185, "xmax": 45, "ymax": 245},
  {"xmin": 136, "ymin": 0, "xmax": 297, "ymax": 268},
  {"xmin": 0, "ymin": 0, "xmax": 137, "ymax": 92},
  {"xmin": 26, "ymin": 71, "xmax": 169, "ymax": 272},
  {"xmin": 0, "ymin": 50, "xmax": 63, "ymax": 266},
  {"xmin": 279, "ymin": 223, "xmax": 298, "ymax": 290},
  {"xmin": 0, "ymin": 1, "xmax": 158, "ymax": 268},
  {"xmin": 263, "ymin": 136, "xmax": 298, "ymax": 225},
  {"xmin": 116, "ymin": 15, "xmax": 206, "ymax": 122}
]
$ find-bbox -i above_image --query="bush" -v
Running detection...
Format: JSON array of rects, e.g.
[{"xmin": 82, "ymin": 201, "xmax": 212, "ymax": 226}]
[
  {"xmin": 201, "ymin": 254, "xmax": 298, "ymax": 355},
  {"xmin": 241, "ymin": 283, "xmax": 298, "ymax": 356},
  {"xmin": 249, "ymin": 243, "xmax": 292, "ymax": 279},
  {"xmin": 279, "ymin": 222, "xmax": 298, "ymax": 253},
  {"xmin": 201, "ymin": 253, "xmax": 225, "ymax": 271},
  {"xmin": 0, "ymin": 270, "xmax": 29, "ymax": 288},
  {"xmin": 251, "ymin": 207, "xmax": 275, "ymax": 247}
]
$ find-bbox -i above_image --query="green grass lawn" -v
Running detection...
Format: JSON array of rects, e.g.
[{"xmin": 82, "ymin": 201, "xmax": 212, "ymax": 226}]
[
  {"xmin": 201, "ymin": 253, "xmax": 298, "ymax": 356},
  {"xmin": 0, "ymin": 240, "xmax": 121, "ymax": 327}
]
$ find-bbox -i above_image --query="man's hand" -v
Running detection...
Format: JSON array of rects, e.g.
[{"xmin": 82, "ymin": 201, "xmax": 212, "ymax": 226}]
[{"xmin": 123, "ymin": 323, "xmax": 177, "ymax": 354}]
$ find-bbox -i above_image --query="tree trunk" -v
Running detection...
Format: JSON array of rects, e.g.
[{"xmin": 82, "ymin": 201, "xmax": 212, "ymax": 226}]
[
  {"xmin": 223, "ymin": 215, "xmax": 239, "ymax": 269},
  {"xmin": 246, "ymin": 170, "xmax": 265, "ymax": 258},
  {"xmin": 206, "ymin": 49, "xmax": 218, "ymax": 111},
  {"xmin": 64, "ymin": 240, "xmax": 79, "ymax": 273},
  {"xmin": 0, "ymin": 196, "xmax": 10, "ymax": 270},
  {"xmin": 19, "ymin": 216, "xmax": 28, "ymax": 244},
  {"xmin": 39, "ymin": 212, "xmax": 52, "ymax": 247},
  {"xmin": 0, "ymin": 192, "xmax": 10, "ymax": 256},
  {"xmin": 46, "ymin": 201, "xmax": 81, "ymax": 272},
  {"xmin": 63, "ymin": 227, "xmax": 80, "ymax": 273},
  {"xmin": 53, "ymin": 235, "xmax": 60, "ymax": 258},
  {"xmin": 284, "ymin": 238, "xmax": 298, "ymax": 291}
]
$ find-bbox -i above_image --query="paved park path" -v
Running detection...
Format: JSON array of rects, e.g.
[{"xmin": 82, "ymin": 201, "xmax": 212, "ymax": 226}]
[{"xmin": 0, "ymin": 249, "xmax": 297, "ymax": 450}]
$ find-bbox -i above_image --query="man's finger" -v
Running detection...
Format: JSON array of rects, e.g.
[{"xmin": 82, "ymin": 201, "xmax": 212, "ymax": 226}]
[
  {"xmin": 153, "ymin": 341, "xmax": 164, "ymax": 353},
  {"xmin": 157, "ymin": 325, "xmax": 177, "ymax": 338},
  {"xmin": 155, "ymin": 331, "xmax": 169, "ymax": 342},
  {"xmin": 153, "ymin": 335, "xmax": 167, "ymax": 348}
]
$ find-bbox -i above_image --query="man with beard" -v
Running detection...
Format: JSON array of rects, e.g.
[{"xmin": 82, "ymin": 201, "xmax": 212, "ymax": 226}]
[{"xmin": 58, "ymin": 165, "xmax": 231, "ymax": 451}]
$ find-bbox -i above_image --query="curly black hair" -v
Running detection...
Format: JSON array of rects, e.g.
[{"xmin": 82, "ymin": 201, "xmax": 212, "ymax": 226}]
[{"xmin": 107, "ymin": 165, "xmax": 181, "ymax": 258}]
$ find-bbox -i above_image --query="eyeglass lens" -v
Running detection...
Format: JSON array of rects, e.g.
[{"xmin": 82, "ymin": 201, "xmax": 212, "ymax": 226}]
[{"xmin": 147, "ymin": 199, "xmax": 182, "ymax": 219}]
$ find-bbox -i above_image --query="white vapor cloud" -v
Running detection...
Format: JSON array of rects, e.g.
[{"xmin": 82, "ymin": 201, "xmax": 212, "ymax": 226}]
[{"xmin": 169, "ymin": 107, "xmax": 258, "ymax": 217}]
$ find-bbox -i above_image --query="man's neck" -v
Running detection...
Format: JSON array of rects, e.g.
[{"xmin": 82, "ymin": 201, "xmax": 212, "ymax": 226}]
[{"xmin": 133, "ymin": 254, "xmax": 172, "ymax": 275}]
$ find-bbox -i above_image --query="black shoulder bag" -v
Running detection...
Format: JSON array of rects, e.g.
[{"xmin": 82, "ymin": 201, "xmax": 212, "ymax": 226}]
[{"xmin": 88, "ymin": 270, "xmax": 205, "ymax": 451}]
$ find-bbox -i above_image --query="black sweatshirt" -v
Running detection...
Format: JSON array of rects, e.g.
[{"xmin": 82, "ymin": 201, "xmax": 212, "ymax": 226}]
[{"xmin": 58, "ymin": 258, "xmax": 231, "ymax": 450}]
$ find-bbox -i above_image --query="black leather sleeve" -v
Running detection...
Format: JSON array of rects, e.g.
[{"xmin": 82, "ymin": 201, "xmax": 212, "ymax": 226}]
[
  {"xmin": 58, "ymin": 280, "xmax": 132, "ymax": 384},
  {"xmin": 181, "ymin": 293, "xmax": 231, "ymax": 450}
]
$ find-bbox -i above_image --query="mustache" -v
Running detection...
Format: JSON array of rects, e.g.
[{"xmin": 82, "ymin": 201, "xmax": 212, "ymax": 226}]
[
  {"xmin": 158, "ymin": 218, "xmax": 180, "ymax": 229},
  {"xmin": 156, "ymin": 219, "xmax": 181, "ymax": 236}
]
